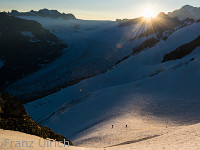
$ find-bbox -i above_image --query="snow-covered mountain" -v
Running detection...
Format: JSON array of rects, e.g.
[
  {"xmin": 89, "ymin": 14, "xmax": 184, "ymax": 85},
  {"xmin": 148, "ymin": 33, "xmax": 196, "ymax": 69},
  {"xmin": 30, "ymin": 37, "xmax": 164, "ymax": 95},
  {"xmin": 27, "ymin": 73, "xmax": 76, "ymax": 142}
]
[
  {"xmin": 1, "ymin": 6, "xmax": 200, "ymax": 149},
  {"xmin": 8, "ymin": 9, "xmax": 76, "ymax": 20},
  {"xmin": 26, "ymin": 22, "xmax": 200, "ymax": 147},
  {"xmin": 5, "ymin": 12, "xmax": 196, "ymax": 102},
  {"xmin": 18, "ymin": 14, "xmax": 200, "ymax": 148},
  {"xmin": 168, "ymin": 5, "xmax": 200, "ymax": 20}
]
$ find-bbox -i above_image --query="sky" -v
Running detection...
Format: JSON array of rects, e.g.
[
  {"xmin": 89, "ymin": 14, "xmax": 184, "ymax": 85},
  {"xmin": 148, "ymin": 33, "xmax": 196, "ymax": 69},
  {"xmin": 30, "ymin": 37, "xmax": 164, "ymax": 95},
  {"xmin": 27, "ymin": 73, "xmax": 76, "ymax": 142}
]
[{"xmin": 0, "ymin": 0, "xmax": 199, "ymax": 20}]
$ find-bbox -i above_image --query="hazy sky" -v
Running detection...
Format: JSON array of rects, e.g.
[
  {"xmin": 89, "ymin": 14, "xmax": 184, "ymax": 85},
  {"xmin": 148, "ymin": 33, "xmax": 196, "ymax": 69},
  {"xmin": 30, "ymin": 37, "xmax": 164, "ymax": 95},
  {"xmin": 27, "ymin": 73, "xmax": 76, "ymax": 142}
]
[{"xmin": 0, "ymin": 0, "xmax": 199, "ymax": 20}]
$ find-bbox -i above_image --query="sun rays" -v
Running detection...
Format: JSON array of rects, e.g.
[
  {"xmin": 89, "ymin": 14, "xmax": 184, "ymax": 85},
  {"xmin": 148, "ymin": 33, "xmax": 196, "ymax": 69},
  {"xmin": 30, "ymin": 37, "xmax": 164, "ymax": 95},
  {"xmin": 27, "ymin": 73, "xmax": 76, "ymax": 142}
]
[
  {"xmin": 142, "ymin": 5, "xmax": 157, "ymax": 19},
  {"xmin": 144, "ymin": 8, "xmax": 154, "ymax": 18}
]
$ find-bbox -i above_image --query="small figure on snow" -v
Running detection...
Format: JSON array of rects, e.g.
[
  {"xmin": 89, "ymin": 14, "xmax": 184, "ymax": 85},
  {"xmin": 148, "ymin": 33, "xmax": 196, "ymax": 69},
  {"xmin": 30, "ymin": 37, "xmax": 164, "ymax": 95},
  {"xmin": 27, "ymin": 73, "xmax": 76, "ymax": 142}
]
[
  {"xmin": 126, "ymin": 125, "xmax": 127, "ymax": 128},
  {"xmin": 112, "ymin": 125, "xmax": 113, "ymax": 128}
]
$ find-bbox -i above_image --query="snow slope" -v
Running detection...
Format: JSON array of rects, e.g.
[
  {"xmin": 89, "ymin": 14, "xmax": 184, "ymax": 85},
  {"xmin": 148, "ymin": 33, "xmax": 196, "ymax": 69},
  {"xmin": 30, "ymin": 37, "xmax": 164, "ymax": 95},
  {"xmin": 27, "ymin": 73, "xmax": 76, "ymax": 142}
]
[
  {"xmin": 6, "ymin": 16, "xmax": 149, "ymax": 101},
  {"xmin": 0, "ymin": 130, "xmax": 90, "ymax": 150},
  {"xmin": 24, "ymin": 22, "xmax": 200, "ymax": 148},
  {"xmin": 2, "ymin": 123, "xmax": 200, "ymax": 150}
]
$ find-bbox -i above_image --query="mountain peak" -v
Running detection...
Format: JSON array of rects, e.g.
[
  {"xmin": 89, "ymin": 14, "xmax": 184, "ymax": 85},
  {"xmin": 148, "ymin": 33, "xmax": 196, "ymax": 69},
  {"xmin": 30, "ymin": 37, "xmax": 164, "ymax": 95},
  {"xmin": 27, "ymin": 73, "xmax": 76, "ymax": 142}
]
[
  {"xmin": 157, "ymin": 12, "xmax": 169, "ymax": 18},
  {"xmin": 182, "ymin": 5, "xmax": 193, "ymax": 8},
  {"xmin": 181, "ymin": 5, "xmax": 198, "ymax": 9}
]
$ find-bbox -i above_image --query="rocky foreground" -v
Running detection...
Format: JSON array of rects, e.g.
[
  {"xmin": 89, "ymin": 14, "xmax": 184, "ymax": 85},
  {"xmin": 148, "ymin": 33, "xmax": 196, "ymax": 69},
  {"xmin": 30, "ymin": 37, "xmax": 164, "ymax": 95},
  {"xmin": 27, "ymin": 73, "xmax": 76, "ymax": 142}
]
[{"xmin": 0, "ymin": 93, "xmax": 72, "ymax": 145}]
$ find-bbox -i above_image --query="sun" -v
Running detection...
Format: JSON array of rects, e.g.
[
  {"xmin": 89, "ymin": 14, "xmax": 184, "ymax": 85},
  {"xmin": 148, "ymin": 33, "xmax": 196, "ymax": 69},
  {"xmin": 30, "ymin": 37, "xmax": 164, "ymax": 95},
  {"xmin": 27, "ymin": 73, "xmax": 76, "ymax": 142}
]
[{"xmin": 143, "ymin": 8, "xmax": 155, "ymax": 18}]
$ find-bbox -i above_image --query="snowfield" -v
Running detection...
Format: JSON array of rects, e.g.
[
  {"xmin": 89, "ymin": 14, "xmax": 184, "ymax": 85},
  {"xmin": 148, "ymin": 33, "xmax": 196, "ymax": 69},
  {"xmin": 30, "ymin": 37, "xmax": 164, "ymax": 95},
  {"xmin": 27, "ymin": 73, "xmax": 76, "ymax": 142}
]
[
  {"xmin": 21, "ymin": 20, "xmax": 200, "ymax": 149},
  {"xmin": 0, "ymin": 130, "xmax": 89, "ymax": 150},
  {"xmin": 21, "ymin": 31, "xmax": 41, "ymax": 42},
  {"xmin": 21, "ymin": 31, "xmax": 35, "ymax": 38},
  {"xmin": 2, "ymin": 122, "xmax": 200, "ymax": 150}
]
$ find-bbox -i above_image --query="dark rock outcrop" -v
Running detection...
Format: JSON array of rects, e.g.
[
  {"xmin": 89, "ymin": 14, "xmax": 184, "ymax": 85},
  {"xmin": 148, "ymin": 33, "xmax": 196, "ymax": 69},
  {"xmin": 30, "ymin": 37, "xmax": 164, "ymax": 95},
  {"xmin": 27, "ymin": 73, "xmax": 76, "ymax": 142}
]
[
  {"xmin": 133, "ymin": 37, "xmax": 159, "ymax": 54},
  {"xmin": 0, "ymin": 92, "xmax": 72, "ymax": 145},
  {"xmin": 0, "ymin": 13, "xmax": 66, "ymax": 91},
  {"xmin": 162, "ymin": 36, "xmax": 200, "ymax": 62}
]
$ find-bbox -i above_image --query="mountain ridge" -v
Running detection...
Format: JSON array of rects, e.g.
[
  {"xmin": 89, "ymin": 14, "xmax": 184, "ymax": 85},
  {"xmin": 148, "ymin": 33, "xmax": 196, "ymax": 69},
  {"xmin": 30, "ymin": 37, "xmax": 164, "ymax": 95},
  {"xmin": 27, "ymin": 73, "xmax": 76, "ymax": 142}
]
[
  {"xmin": 168, "ymin": 5, "xmax": 200, "ymax": 20},
  {"xmin": 7, "ymin": 8, "xmax": 76, "ymax": 20}
]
